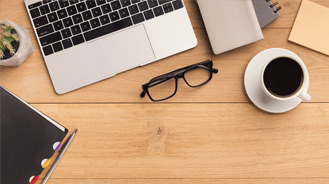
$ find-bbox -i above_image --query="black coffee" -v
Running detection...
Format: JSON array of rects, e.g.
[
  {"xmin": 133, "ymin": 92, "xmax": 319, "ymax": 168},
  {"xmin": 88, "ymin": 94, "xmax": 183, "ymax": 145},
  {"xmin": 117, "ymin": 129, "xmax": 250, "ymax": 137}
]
[{"xmin": 263, "ymin": 57, "xmax": 304, "ymax": 97}]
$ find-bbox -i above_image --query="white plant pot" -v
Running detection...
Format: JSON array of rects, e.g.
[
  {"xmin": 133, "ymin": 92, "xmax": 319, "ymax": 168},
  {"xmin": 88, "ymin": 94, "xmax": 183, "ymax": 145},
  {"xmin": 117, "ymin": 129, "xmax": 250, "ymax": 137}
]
[{"xmin": 0, "ymin": 20, "xmax": 33, "ymax": 66}]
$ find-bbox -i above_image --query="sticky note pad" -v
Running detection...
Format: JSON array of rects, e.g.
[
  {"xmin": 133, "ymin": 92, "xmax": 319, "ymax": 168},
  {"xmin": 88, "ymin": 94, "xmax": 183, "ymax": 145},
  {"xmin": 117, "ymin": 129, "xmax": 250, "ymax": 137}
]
[{"xmin": 289, "ymin": 0, "xmax": 329, "ymax": 56}]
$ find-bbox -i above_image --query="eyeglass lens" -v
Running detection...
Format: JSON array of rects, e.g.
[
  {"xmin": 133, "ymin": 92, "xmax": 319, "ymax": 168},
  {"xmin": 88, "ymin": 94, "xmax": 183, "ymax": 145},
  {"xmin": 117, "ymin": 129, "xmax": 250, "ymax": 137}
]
[
  {"xmin": 148, "ymin": 77, "xmax": 176, "ymax": 101},
  {"xmin": 184, "ymin": 66, "xmax": 211, "ymax": 87}
]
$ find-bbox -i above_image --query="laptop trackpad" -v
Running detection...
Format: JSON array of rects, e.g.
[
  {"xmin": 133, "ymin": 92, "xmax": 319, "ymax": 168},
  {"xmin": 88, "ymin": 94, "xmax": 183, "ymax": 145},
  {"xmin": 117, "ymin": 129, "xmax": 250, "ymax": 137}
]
[{"xmin": 87, "ymin": 24, "xmax": 155, "ymax": 78}]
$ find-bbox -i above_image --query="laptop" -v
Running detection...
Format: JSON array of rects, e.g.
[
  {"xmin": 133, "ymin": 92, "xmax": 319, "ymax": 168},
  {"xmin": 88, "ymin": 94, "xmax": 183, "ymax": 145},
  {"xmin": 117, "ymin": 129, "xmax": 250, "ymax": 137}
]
[{"xmin": 24, "ymin": 0, "xmax": 197, "ymax": 94}]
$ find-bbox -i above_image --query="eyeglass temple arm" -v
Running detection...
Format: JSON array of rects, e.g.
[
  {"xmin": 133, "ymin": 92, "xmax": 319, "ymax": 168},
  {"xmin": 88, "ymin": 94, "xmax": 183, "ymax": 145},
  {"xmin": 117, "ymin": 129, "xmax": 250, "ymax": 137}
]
[
  {"xmin": 141, "ymin": 91, "xmax": 146, "ymax": 98},
  {"xmin": 148, "ymin": 61, "xmax": 214, "ymax": 83},
  {"xmin": 212, "ymin": 68, "xmax": 218, "ymax": 74}
]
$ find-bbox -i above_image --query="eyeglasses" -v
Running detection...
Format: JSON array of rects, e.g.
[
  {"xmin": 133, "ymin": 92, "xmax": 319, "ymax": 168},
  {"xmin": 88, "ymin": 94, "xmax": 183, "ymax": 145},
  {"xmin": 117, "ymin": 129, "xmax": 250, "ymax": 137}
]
[{"xmin": 140, "ymin": 60, "xmax": 218, "ymax": 102}]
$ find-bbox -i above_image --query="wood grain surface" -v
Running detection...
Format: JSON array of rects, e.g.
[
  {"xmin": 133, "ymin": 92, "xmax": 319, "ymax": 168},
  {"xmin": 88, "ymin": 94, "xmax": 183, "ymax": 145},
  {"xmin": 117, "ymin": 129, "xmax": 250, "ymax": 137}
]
[
  {"xmin": 37, "ymin": 179, "xmax": 329, "ymax": 184},
  {"xmin": 1, "ymin": 0, "xmax": 329, "ymax": 184},
  {"xmin": 34, "ymin": 103, "xmax": 329, "ymax": 180}
]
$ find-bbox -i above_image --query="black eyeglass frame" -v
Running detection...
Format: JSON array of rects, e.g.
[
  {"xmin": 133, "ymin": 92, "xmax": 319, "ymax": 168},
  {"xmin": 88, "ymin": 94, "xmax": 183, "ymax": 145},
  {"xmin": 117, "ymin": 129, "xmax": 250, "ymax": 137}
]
[{"xmin": 140, "ymin": 60, "xmax": 218, "ymax": 102}]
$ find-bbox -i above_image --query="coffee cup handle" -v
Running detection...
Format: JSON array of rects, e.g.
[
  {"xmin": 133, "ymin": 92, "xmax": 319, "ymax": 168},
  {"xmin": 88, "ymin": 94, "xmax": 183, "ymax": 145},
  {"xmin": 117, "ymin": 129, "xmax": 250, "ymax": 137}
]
[{"xmin": 298, "ymin": 92, "xmax": 311, "ymax": 102}]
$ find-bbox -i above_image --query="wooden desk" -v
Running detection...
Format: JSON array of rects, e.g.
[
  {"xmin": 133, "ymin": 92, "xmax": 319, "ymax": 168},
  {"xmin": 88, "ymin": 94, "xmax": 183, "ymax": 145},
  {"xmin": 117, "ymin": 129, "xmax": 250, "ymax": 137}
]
[{"xmin": 1, "ymin": 0, "xmax": 329, "ymax": 183}]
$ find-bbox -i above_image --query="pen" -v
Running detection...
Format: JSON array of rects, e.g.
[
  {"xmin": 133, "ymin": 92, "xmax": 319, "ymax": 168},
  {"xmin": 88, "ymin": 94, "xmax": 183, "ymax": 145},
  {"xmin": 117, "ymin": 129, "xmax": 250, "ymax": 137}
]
[{"xmin": 41, "ymin": 129, "xmax": 78, "ymax": 184}]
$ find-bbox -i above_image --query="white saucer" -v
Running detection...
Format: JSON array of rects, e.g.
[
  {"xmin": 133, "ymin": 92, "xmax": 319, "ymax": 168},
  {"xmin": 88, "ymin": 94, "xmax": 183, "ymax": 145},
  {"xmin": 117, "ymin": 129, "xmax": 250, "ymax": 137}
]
[{"xmin": 244, "ymin": 48, "xmax": 309, "ymax": 113}]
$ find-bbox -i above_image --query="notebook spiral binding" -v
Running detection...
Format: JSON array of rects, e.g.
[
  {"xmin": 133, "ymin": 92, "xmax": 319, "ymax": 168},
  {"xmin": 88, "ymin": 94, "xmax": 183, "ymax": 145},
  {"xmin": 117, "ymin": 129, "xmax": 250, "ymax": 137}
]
[{"xmin": 265, "ymin": 0, "xmax": 282, "ymax": 14}]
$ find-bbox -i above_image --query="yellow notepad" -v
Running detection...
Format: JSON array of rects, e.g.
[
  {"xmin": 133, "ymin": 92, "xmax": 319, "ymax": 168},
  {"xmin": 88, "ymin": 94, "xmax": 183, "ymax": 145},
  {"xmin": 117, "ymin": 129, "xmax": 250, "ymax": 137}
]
[{"xmin": 289, "ymin": 0, "xmax": 329, "ymax": 56}]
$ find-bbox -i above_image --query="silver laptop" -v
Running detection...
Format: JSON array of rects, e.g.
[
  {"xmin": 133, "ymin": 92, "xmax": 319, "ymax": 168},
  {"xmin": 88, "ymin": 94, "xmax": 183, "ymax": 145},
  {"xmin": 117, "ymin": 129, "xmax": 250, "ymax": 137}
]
[{"xmin": 24, "ymin": 0, "xmax": 197, "ymax": 94}]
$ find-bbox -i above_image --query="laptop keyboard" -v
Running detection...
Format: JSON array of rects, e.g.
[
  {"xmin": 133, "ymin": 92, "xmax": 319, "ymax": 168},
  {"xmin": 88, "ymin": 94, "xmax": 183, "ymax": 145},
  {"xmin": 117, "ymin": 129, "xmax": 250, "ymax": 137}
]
[{"xmin": 28, "ymin": 0, "xmax": 184, "ymax": 56}]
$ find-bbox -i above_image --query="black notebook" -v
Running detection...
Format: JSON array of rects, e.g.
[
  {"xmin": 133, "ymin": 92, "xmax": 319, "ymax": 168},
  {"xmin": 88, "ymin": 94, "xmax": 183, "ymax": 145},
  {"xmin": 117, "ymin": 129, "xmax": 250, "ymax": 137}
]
[{"xmin": 0, "ymin": 86, "xmax": 68, "ymax": 184}]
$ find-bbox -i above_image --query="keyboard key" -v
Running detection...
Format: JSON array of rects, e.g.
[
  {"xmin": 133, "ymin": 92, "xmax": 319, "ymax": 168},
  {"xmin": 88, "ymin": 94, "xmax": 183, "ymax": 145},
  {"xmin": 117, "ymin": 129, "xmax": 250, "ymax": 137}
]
[
  {"xmin": 57, "ymin": 9, "xmax": 68, "ymax": 19},
  {"xmin": 36, "ymin": 24, "xmax": 54, "ymax": 37},
  {"xmin": 128, "ymin": 4, "xmax": 139, "ymax": 15},
  {"xmin": 72, "ymin": 14, "xmax": 83, "ymax": 24},
  {"xmin": 109, "ymin": 11, "xmax": 119, "ymax": 21},
  {"xmin": 69, "ymin": 0, "xmax": 79, "ymax": 5},
  {"xmin": 33, "ymin": 16, "xmax": 48, "ymax": 28},
  {"xmin": 158, "ymin": 0, "xmax": 170, "ymax": 5},
  {"xmin": 71, "ymin": 25, "xmax": 82, "ymax": 35},
  {"xmin": 163, "ymin": 2, "xmax": 173, "ymax": 13},
  {"xmin": 30, "ymin": 8, "xmax": 41, "ymax": 18},
  {"xmin": 101, "ymin": 4, "xmax": 111, "ymax": 13},
  {"xmin": 84, "ymin": 17, "xmax": 133, "ymax": 41},
  {"xmin": 62, "ymin": 38, "xmax": 73, "ymax": 49},
  {"xmin": 90, "ymin": 18, "xmax": 101, "ymax": 28},
  {"xmin": 91, "ymin": 7, "xmax": 102, "ymax": 17},
  {"xmin": 43, "ymin": 45, "xmax": 53, "ymax": 56},
  {"xmin": 77, "ymin": 2, "xmax": 87, "ymax": 12},
  {"xmin": 121, "ymin": 0, "xmax": 131, "ymax": 7},
  {"xmin": 138, "ymin": 1, "xmax": 148, "ymax": 11},
  {"xmin": 63, "ymin": 17, "xmax": 73, "ymax": 27},
  {"xmin": 111, "ymin": 1, "xmax": 121, "ymax": 11},
  {"xmin": 47, "ymin": 12, "xmax": 58, "ymax": 22},
  {"xmin": 172, "ymin": 0, "xmax": 183, "ymax": 10},
  {"xmin": 61, "ymin": 28, "xmax": 72, "ymax": 38},
  {"xmin": 86, "ymin": 0, "xmax": 97, "ymax": 9},
  {"xmin": 143, "ymin": 9, "xmax": 154, "ymax": 20},
  {"xmin": 99, "ymin": 14, "xmax": 111, "ymax": 25},
  {"xmin": 42, "ymin": 0, "xmax": 52, "ymax": 4},
  {"xmin": 82, "ymin": 10, "xmax": 93, "ymax": 21},
  {"xmin": 39, "ymin": 5, "xmax": 50, "ymax": 15},
  {"xmin": 148, "ymin": 0, "xmax": 158, "ymax": 8},
  {"xmin": 80, "ymin": 21, "xmax": 91, "ymax": 31},
  {"xmin": 131, "ymin": 0, "xmax": 141, "ymax": 4},
  {"xmin": 49, "ymin": 1, "xmax": 60, "ymax": 11},
  {"xmin": 132, "ymin": 13, "xmax": 144, "ymax": 24},
  {"xmin": 153, "ymin": 6, "xmax": 164, "ymax": 16},
  {"xmin": 40, "ymin": 32, "xmax": 62, "ymax": 46},
  {"xmin": 28, "ymin": 1, "xmax": 42, "ymax": 9},
  {"xmin": 96, "ymin": 0, "xmax": 106, "ymax": 6},
  {"xmin": 67, "ymin": 5, "xmax": 77, "ymax": 15},
  {"xmin": 119, "ymin": 8, "xmax": 129, "ymax": 18},
  {"xmin": 59, "ymin": 0, "xmax": 70, "ymax": 8},
  {"xmin": 53, "ymin": 20, "xmax": 64, "ymax": 31},
  {"xmin": 72, "ymin": 34, "xmax": 85, "ymax": 45},
  {"xmin": 53, "ymin": 42, "xmax": 63, "ymax": 52}
]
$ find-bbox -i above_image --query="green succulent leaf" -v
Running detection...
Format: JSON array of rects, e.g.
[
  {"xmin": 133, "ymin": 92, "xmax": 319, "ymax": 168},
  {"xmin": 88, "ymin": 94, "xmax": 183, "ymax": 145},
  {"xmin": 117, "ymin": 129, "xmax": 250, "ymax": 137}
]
[
  {"xmin": 4, "ymin": 37, "xmax": 15, "ymax": 43},
  {"xmin": 0, "ymin": 42, "xmax": 5, "ymax": 52}
]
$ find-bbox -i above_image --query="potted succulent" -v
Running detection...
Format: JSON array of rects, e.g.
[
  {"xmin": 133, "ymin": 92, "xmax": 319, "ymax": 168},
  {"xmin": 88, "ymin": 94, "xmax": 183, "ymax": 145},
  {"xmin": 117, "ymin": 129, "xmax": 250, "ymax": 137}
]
[{"xmin": 0, "ymin": 20, "xmax": 33, "ymax": 66}]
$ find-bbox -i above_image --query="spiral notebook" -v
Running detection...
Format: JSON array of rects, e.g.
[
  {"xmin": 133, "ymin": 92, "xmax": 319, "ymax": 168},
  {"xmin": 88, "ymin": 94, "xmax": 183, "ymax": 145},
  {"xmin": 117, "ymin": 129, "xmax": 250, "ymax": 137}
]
[
  {"xmin": 252, "ymin": 0, "xmax": 281, "ymax": 28},
  {"xmin": 0, "ymin": 86, "xmax": 68, "ymax": 184}
]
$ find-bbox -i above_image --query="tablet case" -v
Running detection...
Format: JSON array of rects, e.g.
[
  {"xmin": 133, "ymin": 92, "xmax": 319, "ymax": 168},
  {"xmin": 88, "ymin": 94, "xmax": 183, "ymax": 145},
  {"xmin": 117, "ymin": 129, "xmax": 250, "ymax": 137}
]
[
  {"xmin": 196, "ymin": 0, "xmax": 264, "ymax": 55},
  {"xmin": 0, "ymin": 86, "xmax": 68, "ymax": 184}
]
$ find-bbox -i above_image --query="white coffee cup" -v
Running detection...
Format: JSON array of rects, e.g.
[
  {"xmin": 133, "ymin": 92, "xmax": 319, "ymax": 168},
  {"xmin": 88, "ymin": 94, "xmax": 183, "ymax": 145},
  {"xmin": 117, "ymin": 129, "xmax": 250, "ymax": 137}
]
[{"xmin": 260, "ymin": 55, "xmax": 311, "ymax": 102}]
